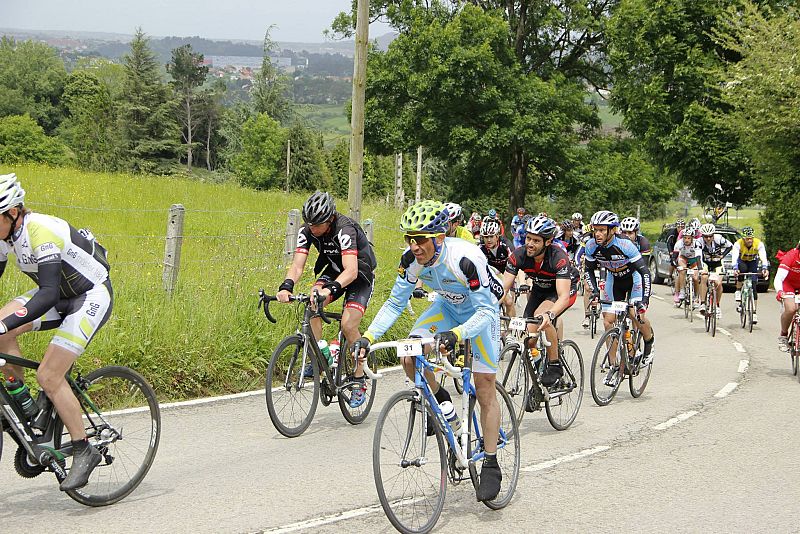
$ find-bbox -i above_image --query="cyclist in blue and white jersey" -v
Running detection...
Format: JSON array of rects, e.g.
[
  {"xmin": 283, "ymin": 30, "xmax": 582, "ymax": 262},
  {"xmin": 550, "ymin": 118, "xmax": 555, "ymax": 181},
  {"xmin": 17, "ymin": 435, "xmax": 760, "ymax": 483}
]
[
  {"xmin": 358, "ymin": 200, "xmax": 504, "ymax": 503},
  {"xmin": 584, "ymin": 211, "xmax": 655, "ymax": 382}
]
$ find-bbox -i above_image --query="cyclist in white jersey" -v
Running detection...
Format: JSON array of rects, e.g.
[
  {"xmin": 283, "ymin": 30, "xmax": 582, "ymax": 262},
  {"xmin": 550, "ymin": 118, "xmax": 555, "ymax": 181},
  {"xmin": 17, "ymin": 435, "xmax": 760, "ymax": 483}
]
[{"xmin": 0, "ymin": 173, "xmax": 112, "ymax": 491}]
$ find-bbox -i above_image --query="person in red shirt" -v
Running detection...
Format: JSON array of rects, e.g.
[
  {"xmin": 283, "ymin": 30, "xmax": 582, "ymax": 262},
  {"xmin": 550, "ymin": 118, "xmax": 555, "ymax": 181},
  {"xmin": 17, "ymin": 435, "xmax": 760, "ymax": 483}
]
[{"xmin": 775, "ymin": 240, "xmax": 800, "ymax": 352}]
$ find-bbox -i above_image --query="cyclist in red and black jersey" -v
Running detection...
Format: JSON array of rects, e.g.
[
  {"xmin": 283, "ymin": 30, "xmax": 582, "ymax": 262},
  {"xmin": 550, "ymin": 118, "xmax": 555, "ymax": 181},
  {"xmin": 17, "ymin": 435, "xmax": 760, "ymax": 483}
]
[
  {"xmin": 501, "ymin": 216, "xmax": 577, "ymax": 388},
  {"xmin": 277, "ymin": 191, "xmax": 377, "ymax": 407}
]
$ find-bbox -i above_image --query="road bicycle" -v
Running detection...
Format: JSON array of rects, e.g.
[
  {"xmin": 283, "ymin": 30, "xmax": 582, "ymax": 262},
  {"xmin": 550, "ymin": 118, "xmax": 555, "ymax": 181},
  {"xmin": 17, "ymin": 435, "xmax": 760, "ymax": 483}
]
[
  {"xmin": 498, "ymin": 315, "xmax": 583, "ymax": 429},
  {"xmin": 781, "ymin": 293, "xmax": 800, "ymax": 381},
  {"xmin": 259, "ymin": 289, "xmax": 381, "ymax": 438},
  {"xmin": 676, "ymin": 266, "xmax": 698, "ymax": 322},
  {"xmin": 704, "ymin": 274, "xmax": 719, "ymax": 337},
  {"xmin": 735, "ymin": 272, "xmax": 762, "ymax": 333},
  {"xmin": 372, "ymin": 336, "xmax": 520, "ymax": 534},
  {"xmin": 589, "ymin": 300, "xmax": 651, "ymax": 406},
  {"xmin": 702, "ymin": 187, "xmax": 732, "ymax": 225},
  {"xmin": 0, "ymin": 354, "xmax": 160, "ymax": 506}
]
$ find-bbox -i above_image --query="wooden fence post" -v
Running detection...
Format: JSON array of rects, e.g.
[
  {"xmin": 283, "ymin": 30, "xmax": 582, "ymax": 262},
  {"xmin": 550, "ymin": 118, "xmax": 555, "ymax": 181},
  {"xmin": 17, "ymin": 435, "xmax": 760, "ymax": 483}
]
[
  {"xmin": 162, "ymin": 204, "xmax": 185, "ymax": 294},
  {"xmin": 363, "ymin": 218, "xmax": 374, "ymax": 243},
  {"xmin": 285, "ymin": 209, "xmax": 301, "ymax": 260}
]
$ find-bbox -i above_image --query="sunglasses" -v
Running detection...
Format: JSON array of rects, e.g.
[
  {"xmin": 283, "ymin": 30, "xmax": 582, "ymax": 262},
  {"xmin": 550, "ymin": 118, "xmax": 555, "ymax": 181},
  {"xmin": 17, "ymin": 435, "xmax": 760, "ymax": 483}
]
[{"xmin": 404, "ymin": 234, "xmax": 437, "ymax": 245}]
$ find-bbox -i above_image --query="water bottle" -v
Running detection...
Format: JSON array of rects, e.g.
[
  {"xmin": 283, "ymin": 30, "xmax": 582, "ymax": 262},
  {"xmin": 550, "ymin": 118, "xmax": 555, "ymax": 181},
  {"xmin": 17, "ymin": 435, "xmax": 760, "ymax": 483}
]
[
  {"xmin": 32, "ymin": 390, "xmax": 52, "ymax": 431},
  {"xmin": 329, "ymin": 339, "xmax": 340, "ymax": 369},
  {"xmin": 439, "ymin": 401, "xmax": 461, "ymax": 434},
  {"xmin": 5, "ymin": 376, "xmax": 39, "ymax": 420},
  {"xmin": 318, "ymin": 340, "xmax": 332, "ymax": 366}
]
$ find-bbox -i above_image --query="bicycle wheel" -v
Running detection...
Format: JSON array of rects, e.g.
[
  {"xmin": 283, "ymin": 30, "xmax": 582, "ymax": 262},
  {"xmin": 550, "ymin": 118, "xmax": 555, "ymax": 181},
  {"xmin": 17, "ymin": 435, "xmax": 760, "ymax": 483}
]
[
  {"xmin": 590, "ymin": 327, "xmax": 623, "ymax": 406},
  {"xmin": 704, "ymin": 291, "xmax": 711, "ymax": 333},
  {"xmin": 545, "ymin": 340, "xmax": 584, "ymax": 431},
  {"xmin": 709, "ymin": 292, "xmax": 717, "ymax": 338},
  {"xmin": 468, "ymin": 382, "xmax": 520, "ymax": 510},
  {"xmin": 590, "ymin": 310, "xmax": 598, "ymax": 339},
  {"xmin": 629, "ymin": 331, "xmax": 652, "ymax": 398},
  {"xmin": 338, "ymin": 340, "xmax": 379, "ymax": 425},
  {"xmin": 688, "ymin": 285, "xmax": 694, "ymax": 323},
  {"xmin": 747, "ymin": 293, "xmax": 754, "ymax": 333},
  {"xmin": 373, "ymin": 390, "xmax": 446, "ymax": 534},
  {"xmin": 739, "ymin": 292, "xmax": 747, "ymax": 329},
  {"xmin": 497, "ymin": 343, "xmax": 529, "ymax": 423},
  {"xmin": 65, "ymin": 366, "xmax": 160, "ymax": 507},
  {"xmin": 265, "ymin": 335, "xmax": 319, "ymax": 438},
  {"xmin": 684, "ymin": 293, "xmax": 690, "ymax": 319}
]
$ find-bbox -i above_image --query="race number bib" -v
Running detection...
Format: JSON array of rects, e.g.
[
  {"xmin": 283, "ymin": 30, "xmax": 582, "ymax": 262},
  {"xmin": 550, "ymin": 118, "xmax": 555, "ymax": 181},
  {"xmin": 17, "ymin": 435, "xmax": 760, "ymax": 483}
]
[
  {"xmin": 508, "ymin": 317, "xmax": 527, "ymax": 338},
  {"xmin": 608, "ymin": 301, "xmax": 628, "ymax": 313},
  {"xmin": 397, "ymin": 339, "xmax": 423, "ymax": 358}
]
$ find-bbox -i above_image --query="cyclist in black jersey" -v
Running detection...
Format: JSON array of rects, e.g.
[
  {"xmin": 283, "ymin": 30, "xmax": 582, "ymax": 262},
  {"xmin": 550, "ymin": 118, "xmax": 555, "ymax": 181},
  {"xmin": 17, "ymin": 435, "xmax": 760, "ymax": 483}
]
[
  {"xmin": 0, "ymin": 173, "xmax": 113, "ymax": 491},
  {"xmin": 277, "ymin": 191, "xmax": 377, "ymax": 407},
  {"xmin": 620, "ymin": 217, "xmax": 652, "ymax": 257},
  {"xmin": 478, "ymin": 218, "xmax": 515, "ymax": 317},
  {"xmin": 501, "ymin": 216, "xmax": 577, "ymax": 387}
]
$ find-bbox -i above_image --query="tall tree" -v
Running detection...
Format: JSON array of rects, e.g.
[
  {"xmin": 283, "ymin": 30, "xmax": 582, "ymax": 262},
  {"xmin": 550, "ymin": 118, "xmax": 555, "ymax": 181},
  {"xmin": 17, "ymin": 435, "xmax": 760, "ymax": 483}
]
[
  {"xmin": 119, "ymin": 28, "xmax": 180, "ymax": 172},
  {"xmin": 251, "ymin": 28, "xmax": 292, "ymax": 123},
  {"xmin": 231, "ymin": 113, "xmax": 287, "ymax": 189},
  {"xmin": 167, "ymin": 44, "xmax": 209, "ymax": 169},
  {"xmin": 197, "ymin": 79, "xmax": 227, "ymax": 171}
]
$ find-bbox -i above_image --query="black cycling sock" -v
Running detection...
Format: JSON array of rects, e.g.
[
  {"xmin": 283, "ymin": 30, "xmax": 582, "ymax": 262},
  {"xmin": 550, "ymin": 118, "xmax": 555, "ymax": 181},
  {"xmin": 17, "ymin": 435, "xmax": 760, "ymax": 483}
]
[
  {"xmin": 71, "ymin": 438, "xmax": 89, "ymax": 451},
  {"xmin": 483, "ymin": 453, "xmax": 498, "ymax": 467},
  {"xmin": 434, "ymin": 387, "xmax": 451, "ymax": 405}
]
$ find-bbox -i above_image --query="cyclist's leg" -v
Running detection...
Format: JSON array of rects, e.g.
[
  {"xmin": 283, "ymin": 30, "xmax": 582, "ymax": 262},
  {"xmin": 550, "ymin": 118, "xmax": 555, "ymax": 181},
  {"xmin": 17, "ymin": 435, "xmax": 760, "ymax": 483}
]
[
  {"xmin": 471, "ymin": 318, "xmax": 502, "ymax": 501},
  {"xmin": 406, "ymin": 300, "xmax": 457, "ymax": 392},
  {"xmin": 699, "ymin": 271, "xmax": 709, "ymax": 306},
  {"xmin": 745, "ymin": 260, "xmax": 760, "ymax": 310},
  {"xmin": 627, "ymin": 271, "xmax": 654, "ymax": 347},
  {"xmin": 780, "ymin": 282, "xmax": 799, "ymax": 336},
  {"xmin": 601, "ymin": 271, "xmax": 616, "ymax": 331},
  {"xmin": 0, "ymin": 293, "xmax": 37, "ymax": 380},
  {"xmin": 340, "ymin": 274, "xmax": 374, "ymax": 377}
]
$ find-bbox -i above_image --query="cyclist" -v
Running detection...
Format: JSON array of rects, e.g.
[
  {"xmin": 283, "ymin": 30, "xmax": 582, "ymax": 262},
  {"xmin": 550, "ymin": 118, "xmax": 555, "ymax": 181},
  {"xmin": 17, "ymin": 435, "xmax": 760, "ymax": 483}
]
[
  {"xmin": 571, "ymin": 212, "xmax": 584, "ymax": 239},
  {"xmin": 0, "ymin": 173, "xmax": 112, "ymax": 491},
  {"xmin": 478, "ymin": 218, "xmax": 515, "ymax": 318},
  {"xmin": 510, "ymin": 207, "xmax": 526, "ymax": 240},
  {"xmin": 698, "ymin": 223, "xmax": 732, "ymax": 319},
  {"xmin": 501, "ymin": 216, "xmax": 578, "ymax": 390},
  {"xmin": 277, "ymin": 191, "xmax": 377, "ymax": 407},
  {"xmin": 620, "ymin": 217, "xmax": 652, "ymax": 258},
  {"xmin": 584, "ymin": 210, "xmax": 655, "ymax": 383},
  {"xmin": 444, "ymin": 202, "xmax": 477, "ymax": 243},
  {"xmin": 673, "ymin": 230, "xmax": 705, "ymax": 307},
  {"xmin": 513, "ymin": 214, "xmax": 531, "ymax": 249},
  {"xmin": 357, "ymin": 200, "xmax": 504, "ymax": 502},
  {"xmin": 558, "ymin": 220, "xmax": 581, "ymax": 261},
  {"xmin": 574, "ymin": 229, "xmax": 597, "ymax": 329},
  {"xmin": 485, "ymin": 209, "xmax": 506, "ymax": 237},
  {"xmin": 775, "ymin": 240, "xmax": 800, "ymax": 351},
  {"xmin": 731, "ymin": 226, "xmax": 769, "ymax": 324}
]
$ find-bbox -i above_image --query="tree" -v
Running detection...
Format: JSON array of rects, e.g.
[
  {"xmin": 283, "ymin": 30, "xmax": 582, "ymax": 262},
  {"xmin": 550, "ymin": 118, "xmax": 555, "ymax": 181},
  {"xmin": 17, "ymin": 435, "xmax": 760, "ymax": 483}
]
[
  {"xmin": 0, "ymin": 37, "xmax": 67, "ymax": 134},
  {"xmin": 167, "ymin": 44, "xmax": 209, "ymax": 169},
  {"xmin": 119, "ymin": 28, "xmax": 180, "ymax": 172},
  {"xmin": 0, "ymin": 114, "xmax": 68, "ymax": 165},
  {"xmin": 231, "ymin": 113, "xmax": 287, "ymax": 189},
  {"xmin": 196, "ymin": 79, "xmax": 227, "ymax": 171},
  {"xmin": 251, "ymin": 29, "xmax": 292, "ymax": 123}
]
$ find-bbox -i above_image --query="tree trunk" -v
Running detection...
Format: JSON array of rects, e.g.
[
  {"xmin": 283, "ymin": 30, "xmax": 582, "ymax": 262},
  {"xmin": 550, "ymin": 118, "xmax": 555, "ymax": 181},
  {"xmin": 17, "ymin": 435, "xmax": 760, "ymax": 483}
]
[
  {"xmin": 185, "ymin": 93, "xmax": 192, "ymax": 170},
  {"xmin": 206, "ymin": 114, "xmax": 212, "ymax": 171},
  {"xmin": 509, "ymin": 146, "xmax": 528, "ymax": 217}
]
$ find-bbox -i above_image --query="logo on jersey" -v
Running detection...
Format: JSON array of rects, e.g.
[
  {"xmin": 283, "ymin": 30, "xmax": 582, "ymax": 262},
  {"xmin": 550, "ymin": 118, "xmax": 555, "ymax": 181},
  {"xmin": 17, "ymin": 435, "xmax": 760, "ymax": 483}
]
[
  {"xmin": 556, "ymin": 258, "xmax": 567, "ymax": 270},
  {"xmin": 14, "ymin": 307, "xmax": 27, "ymax": 318},
  {"xmin": 468, "ymin": 278, "xmax": 480, "ymax": 290},
  {"xmin": 296, "ymin": 232, "xmax": 308, "ymax": 249},
  {"xmin": 429, "ymin": 325, "xmax": 438, "ymax": 333},
  {"xmin": 337, "ymin": 229, "xmax": 352, "ymax": 250},
  {"xmin": 397, "ymin": 266, "xmax": 406, "ymax": 279}
]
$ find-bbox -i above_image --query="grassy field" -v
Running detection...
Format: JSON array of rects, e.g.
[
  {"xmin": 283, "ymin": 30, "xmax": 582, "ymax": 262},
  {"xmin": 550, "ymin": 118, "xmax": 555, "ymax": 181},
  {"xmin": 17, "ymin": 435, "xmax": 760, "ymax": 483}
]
[
  {"xmin": 0, "ymin": 163, "xmax": 419, "ymax": 400},
  {"xmin": 296, "ymin": 104, "xmax": 350, "ymax": 147}
]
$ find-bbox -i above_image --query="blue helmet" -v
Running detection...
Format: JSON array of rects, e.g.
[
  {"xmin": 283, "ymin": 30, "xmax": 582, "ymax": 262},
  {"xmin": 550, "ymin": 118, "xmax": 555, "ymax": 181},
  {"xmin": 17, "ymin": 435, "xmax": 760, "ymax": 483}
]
[{"xmin": 525, "ymin": 216, "xmax": 557, "ymax": 239}]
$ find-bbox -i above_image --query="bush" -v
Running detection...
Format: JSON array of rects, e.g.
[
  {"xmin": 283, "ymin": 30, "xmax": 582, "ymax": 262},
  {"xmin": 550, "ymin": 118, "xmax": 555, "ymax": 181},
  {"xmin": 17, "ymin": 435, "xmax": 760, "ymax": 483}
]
[{"xmin": 0, "ymin": 114, "xmax": 69, "ymax": 165}]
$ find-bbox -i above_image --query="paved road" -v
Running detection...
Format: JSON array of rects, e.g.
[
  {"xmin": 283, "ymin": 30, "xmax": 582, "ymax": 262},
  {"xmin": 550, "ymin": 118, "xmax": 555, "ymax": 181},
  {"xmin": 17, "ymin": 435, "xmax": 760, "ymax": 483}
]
[{"xmin": 2, "ymin": 285, "xmax": 797, "ymax": 533}]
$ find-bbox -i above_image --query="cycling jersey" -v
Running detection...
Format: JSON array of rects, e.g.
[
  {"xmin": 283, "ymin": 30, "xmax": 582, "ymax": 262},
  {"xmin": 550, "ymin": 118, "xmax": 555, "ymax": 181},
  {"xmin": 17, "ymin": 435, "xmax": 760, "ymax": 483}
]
[
  {"xmin": 673, "ymin": 238, "xmax": 705, "ymax": 264},
  {"xmin": 296, "ymin": 213, "xmax": 377, "ymax": 279},
  {"xmin": 775, "ymin": 248, "xmax": 800, "ymax": 292},
  {"xmin": 731, "ymin": 238, "xmax": 768, "ymax": 265},
  {"xmin": 364, "ymin": 238, "xmax": 502, "ymax": 374},
  {"xmin": 479, "ymin": 241, "xmax": 512, "ymax": 274},
  {"xmin": 505, "ymin": 244, "xmax": 573, "ymax": 295},
  {"xmin": 0, "ymin": 212, "xmax": 112, "ymax": 355},
  {"xmin": 701, "ymin": 234, "xmax": 733, "ymax": 267},
  {"xmin": 624, "ymin": 234, "xmax": 651, "ymax": 256},
  {"xmin": 513, "ymin": 225, "xmax": 526, "ymax": 249},
  {"xmin": 453, "ymin": 225, "xmax": 477, "ymax": 244},
  {"xmin": 583, "ymin": 234, "xmax": 652, "ymax": 304}
]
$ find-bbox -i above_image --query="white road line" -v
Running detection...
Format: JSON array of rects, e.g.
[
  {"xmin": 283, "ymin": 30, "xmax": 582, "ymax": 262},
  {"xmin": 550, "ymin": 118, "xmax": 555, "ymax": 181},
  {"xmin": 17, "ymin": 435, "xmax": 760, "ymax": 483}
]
[
  {"xmin": 261, "ymin": 504, "xmax": 385, "ymax": 533},
  {"xmin": 738, "ymin": 359, "xmax": 750, "ymax": 373},
  {"xmin": 653, "ymin": 410, "xmax": 698, "ymax": 430},
  {"xmin": 652, "ymin": 295, "xmax": 665, "ymax": 301},
  {"xmin": 521, "ymin": 445, "xmax": 611, "ymax": 473},
  {"xmin": 717, "ymin": 327, "xmax": 732, "ymax": 337},
  {"xmin": 732, "ymin": 342, "xmax": 747, "ymax": 353},
  {"xmin": 714, "ymin": 382, "xmax": 739, "ymax": 398}
]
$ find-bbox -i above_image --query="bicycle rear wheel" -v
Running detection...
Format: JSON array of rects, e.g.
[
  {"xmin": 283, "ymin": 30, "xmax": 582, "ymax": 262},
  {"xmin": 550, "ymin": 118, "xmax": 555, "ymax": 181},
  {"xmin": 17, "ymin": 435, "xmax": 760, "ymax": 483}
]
[
  {"xmin": 545, "ymin": 340, "xmax": 583, "ymax": 430},
  {"xmin": 498, "ymin": 343, "xmax": 529, "ymax": 423},
  {"xmin": 338, "ymin": 340, "xmax": 379, "ymax": 425},
  {"xmin": 629, "ymin": 331, "xmax": 652, "ymax": 398},
  {"xmin": 65, "ymin": 366, "xmax": 160, "ymax": 507},
  {"xmin": 468, "ymin": 382, "xmax": 520, "ymax": 510},
  {"xmin": 373, "ymin": 390, "xmax": 446, "ymax": 534},
  {"xmin": 710, "ymin": 293, "xmax": 717, "ymax": 337},
  {"xmin": 265, "ymin": 335, "xmax": 319, "ymax": 438},
  {"xmin": 704, "ymin": 291, "xmax": 712, "ymax": 333},
  {"xmin": 590, "ymin": 327, "xmax": 623, "ymax": 406},
  {"xmin": 688, "ymin": 285, "xmax": 694, "ymax": 323},
  {"xmin": 790, "ymin": 320, "xmax": 799, "ymax": 378}
]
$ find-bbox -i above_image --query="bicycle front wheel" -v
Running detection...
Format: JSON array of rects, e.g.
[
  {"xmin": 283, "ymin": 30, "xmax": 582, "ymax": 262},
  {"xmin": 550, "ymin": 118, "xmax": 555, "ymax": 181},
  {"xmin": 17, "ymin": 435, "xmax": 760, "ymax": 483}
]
[
  {"xmin": 710, "ymin": 294, "xmax": 717, "ymax": 337},
  {"xmin": 373, "ymin": 390, "xmax": 446, "ymax": 534},
  {"xmin": 590, "ymin": 327, "xmax": 623, "ymax": 406},
  {"xmin": 629, "ymin": 331, "xmax": 652, "ymax": 398},
  {"xmin": 498, "ymin": 342, "xmax": 529, "ymax": 423},
  {"xmin": 338, "ymin": 340, "xmax": 379, "ymax": 425},
  {"xmin": 545, "ymin": 340, "xmax": 584, "ymax": 430},
  {"xmin": 265, "ymin": 335, "xmax": 319, "ymax": 438},
  {"xmin": 747, "ymin": 293, "xmax": 754, "ymax": 333},
  {"xmin": 468, "ymin": 382, "xmax": 520, "ymax": 510},
  {"xmin": 65, "ymin": 366, "xmax": 161, "ymax": 507}
]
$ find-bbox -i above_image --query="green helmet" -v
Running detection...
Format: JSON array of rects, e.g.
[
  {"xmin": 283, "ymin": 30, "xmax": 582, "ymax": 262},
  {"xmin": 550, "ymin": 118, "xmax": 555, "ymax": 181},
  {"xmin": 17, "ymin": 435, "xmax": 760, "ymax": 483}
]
[
  {"xmin": 741, "ymin": 226, "xmax": 755, "ymax": 238},
  {"xmin": 400, "ymin": 200, "xmax": 449, "ymax": 234}
]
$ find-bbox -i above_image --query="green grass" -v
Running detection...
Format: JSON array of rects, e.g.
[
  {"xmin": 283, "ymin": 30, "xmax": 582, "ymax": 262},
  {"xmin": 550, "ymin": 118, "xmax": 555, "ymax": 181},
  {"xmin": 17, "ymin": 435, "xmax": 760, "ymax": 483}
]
[
  {"xmin": 0, "ymin": 163, "xmax": 418, "ymax": 400},
  {"xmin": 296, "ymin": 104, "xmax": 350, "ymax": 147},
  {"xmin": 640, "ymin": 200, "xmax": 763, "ymax": 242}
]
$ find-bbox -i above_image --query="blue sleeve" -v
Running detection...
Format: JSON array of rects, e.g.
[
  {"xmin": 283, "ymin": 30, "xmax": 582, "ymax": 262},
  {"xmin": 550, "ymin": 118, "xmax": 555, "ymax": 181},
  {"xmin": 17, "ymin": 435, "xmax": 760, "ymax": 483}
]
[{"xmin": 365, "ymin": 275, "xmax": 415, "ymax": 341}]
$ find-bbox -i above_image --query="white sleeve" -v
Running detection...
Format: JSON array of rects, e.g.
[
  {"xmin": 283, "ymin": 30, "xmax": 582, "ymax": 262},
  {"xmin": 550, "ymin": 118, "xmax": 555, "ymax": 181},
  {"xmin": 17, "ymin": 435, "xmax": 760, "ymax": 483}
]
[
  {"xmin": 758, "ymin": 242, "xmax": 769, "ymax": 267},
  {"xmin": 731, "ymin": 242, "xmax": 741, "ymax": 261},
  {"xmin": 774, "ymin": 268, "xmax": 787, "ymax": 292}
]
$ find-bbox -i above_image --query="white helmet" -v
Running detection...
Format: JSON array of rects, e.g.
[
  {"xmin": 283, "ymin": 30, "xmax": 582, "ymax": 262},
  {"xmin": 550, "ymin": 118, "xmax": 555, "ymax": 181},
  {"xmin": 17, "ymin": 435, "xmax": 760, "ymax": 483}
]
[
  {"xmin": 620, "ymin": 217, "xmax": 640, "ymax": 232},
  {"xmin": 0, "ymin": 173, "xmax": 25, "ymax": 213},
  {"xmin": 590, "ymin": 210, "xmax": 620, "ymax": 227},
  {"xmin": 480, "ymin": 219, "xmax": 500, "ymax": 236},
  {"xmin": 700, "ymin": 223, "xmax": 716, "ymax": 236},
  {"xmin": 444, "ymin": 202, "xmax": 462, "ymax": 222},
  {"xmin": 572, "ymin": 212, "xmax": 583, "ymax": 221}
]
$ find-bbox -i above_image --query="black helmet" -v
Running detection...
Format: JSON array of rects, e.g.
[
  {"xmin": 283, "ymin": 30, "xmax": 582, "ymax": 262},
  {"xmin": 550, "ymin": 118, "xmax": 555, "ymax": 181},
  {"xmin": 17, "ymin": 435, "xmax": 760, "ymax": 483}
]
[{"xmin": 302, "ymin": 191, "xmax": 336, "ymax": 225}]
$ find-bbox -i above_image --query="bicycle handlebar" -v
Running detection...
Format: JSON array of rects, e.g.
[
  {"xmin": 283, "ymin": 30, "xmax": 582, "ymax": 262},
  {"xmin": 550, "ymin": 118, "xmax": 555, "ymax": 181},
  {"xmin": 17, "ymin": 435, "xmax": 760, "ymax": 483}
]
[
  {"xmin": 258, "ymin": 289, "xmax": 331, "ymax": 324},
  {"xmin": 500, "ymin": 315, "xmax": 552, "ymax": 347}
]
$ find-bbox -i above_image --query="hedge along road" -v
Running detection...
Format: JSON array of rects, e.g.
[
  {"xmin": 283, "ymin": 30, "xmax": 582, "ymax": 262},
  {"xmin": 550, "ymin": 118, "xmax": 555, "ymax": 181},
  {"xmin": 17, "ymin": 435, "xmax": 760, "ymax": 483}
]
[{"xmin": 1, "ymin": 284, "xmax": 796, "ymax": 533}]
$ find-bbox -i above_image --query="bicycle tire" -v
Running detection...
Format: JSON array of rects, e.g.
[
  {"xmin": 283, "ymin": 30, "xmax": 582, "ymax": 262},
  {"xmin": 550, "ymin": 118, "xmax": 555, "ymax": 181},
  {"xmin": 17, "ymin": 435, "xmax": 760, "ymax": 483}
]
[
  {"xmin": 590, "ymin": 327, "xmax": 623, "ymax": 406},
  {"xmin": 704, "ymin": 290, "xmax": 711, "ymax": 333},
  {"xmin": 739, "ymin": 290, "xmax": 747, "ymax": 329},
  {"xmin": 545, "ymin": 340, "xmax": 584, "ymax": 430},
  {"xmin": 468, "ymin": 382, "xmax": 520, "ymax": 510},
  {"xmin": 710, "ymin": 294, "xmax": 717, "ymax": 338},
  {"xmin": 65, "ymin": 366, "xmax": 161, "ymax": 507},
  {"xmin": 629, "ymin": 331, "xmax": 652, "ymax": 398},
  {"xmin": 373, "ymin": 390, "xmax": 446, "ymax": 534},
  {"xmin": 747, "ymin": 292, "xmax": 754, "ymax": 333},
  {"xmin": 590, "ymin": 310, "xmax": 598, "ymax": 339},
  {"xmin": 498, "ymin": 343, "xmax": 529, "ymax": 423},
  {"xmin": 265, "ymin": 335, "xmax": 319, "ymax": 438},
  {"xmin": 338, "ymin": 339, "xmax": 379, "ymax": 425}
]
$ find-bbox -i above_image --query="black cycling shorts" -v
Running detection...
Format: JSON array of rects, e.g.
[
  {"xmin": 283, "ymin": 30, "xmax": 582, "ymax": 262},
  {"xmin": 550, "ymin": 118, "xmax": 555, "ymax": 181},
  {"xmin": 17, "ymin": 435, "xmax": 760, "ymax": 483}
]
[{"xmin": 315, "ymin": 269, "xmax": 374, "ymax": 314}]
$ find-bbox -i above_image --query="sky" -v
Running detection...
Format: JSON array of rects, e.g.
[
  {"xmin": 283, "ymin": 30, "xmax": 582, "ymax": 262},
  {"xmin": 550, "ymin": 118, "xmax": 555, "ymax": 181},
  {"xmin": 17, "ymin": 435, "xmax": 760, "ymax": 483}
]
[{"xmin": 0, "ymin": 0, "xmax": 392, "ymax": 43}]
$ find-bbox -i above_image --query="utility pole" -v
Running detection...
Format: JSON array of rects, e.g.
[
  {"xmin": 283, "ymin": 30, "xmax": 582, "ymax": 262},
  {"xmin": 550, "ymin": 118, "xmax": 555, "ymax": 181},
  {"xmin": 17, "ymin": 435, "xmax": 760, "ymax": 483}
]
[
  {"xmin": 415, "ymin": 146, "xmax": 422, "ymax": 203},
  {"xmin": 347, "ymin": 0, "xmax": 369, "ymax": 223},
  {"xmin": 285, "ymin": 138, "xmax": 291, "ymax": 192},
  {"xmin": 394, "ymin": 152, "xmax": 404, "ymax": 208}
]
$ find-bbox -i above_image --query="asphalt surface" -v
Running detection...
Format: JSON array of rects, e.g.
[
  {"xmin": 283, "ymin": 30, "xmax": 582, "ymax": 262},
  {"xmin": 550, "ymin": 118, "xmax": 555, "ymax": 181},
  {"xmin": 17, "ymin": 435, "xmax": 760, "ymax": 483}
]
[{"xmin": 1, "ymin": 284, "xmax": 797, "ymax": 533}]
